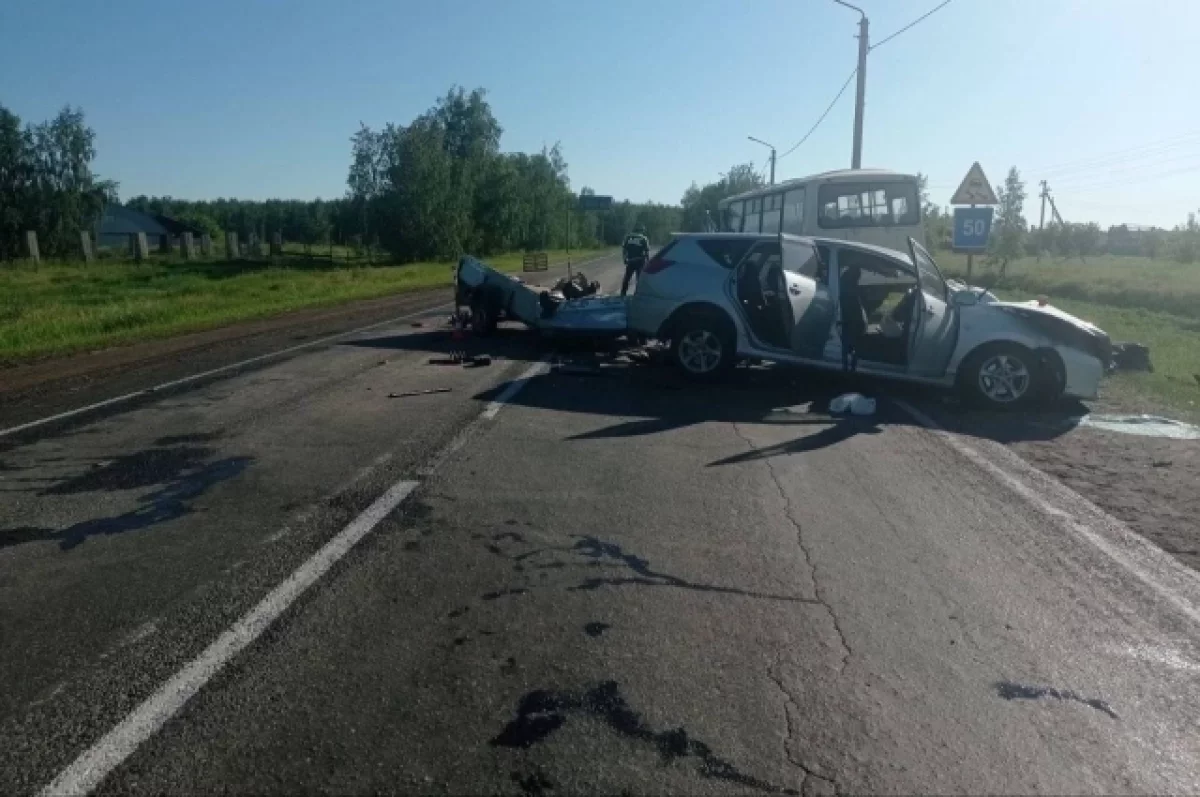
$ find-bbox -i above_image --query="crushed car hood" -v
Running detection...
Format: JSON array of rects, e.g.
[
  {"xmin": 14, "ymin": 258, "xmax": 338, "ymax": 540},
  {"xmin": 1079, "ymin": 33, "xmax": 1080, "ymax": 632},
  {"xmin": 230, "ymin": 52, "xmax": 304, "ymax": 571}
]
[{"xmin": 988, "ymin": 299, "xmax": 1106, "ymax": 336}]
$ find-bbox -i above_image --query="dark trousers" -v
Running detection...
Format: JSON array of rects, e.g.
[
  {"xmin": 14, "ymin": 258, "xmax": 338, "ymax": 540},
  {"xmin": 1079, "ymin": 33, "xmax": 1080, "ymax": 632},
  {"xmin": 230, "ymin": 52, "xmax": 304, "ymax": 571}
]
[
  {"xmin": 620, "ymin": 259, "xmax": 644, "ymax": 296},
  {"xmin": 841, "ymin": 322, "xmax": 864, "ymax": 372}
]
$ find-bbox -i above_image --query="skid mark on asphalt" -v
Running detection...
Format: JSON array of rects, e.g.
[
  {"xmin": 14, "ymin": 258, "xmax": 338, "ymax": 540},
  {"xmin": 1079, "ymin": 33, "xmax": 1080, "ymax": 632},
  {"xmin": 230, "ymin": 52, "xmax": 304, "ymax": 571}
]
[
  {"xmin": 995, "ymin": 681, "xmax": 1119, "ymax": 720},
  {"xmin": 1, "ymin": 455, "xmax": 252, "ymax": 551},
  {"xmin": 487, "ymin": 534, "xmax": 817, "ymax": 605},
  {"xmin": 39, "ymin": 446, "xmax": 215, "ymax": 495},
  {"xmin": 491, "ymin": 680, "xmax": 798, "ymax": 795}
]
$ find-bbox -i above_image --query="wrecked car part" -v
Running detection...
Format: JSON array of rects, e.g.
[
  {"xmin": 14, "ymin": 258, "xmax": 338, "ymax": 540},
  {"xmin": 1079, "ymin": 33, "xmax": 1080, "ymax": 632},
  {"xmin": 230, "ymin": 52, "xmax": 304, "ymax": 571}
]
[
  {"xmin": 1110, "ymin": 342, "xmax": 1153, "ymax": 373},
  {"xmin": 388, "ymin": 388, "xmax": 453, "ymax": 399}
]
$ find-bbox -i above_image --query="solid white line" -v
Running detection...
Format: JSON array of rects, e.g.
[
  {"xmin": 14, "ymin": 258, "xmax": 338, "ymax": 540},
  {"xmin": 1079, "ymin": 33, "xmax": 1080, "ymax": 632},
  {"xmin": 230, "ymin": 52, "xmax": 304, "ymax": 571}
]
[
  {"xmin": 893, "ymin": 398, "xmax": 1200, "ymax": 628},
  {"xmin": 1, "ymin": 253, "xmax": 614, "ymax": 440},
  {"xmin": 39, "ymin": 334, "xmax": 556, "ymax": 795},
  {"xmin": 39, "ymin": 479, "xmax": 420, "ymax": 797},
  {"xmin": 483, "ymin": 360, "xmax": 550, "ymax": 420}
]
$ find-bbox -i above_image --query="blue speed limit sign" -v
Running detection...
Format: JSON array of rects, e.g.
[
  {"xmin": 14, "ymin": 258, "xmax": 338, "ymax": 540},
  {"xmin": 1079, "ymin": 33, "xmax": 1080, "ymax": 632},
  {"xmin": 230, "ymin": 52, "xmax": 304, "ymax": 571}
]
[{"xmin": 953, "ymin": 206, "xmax": 994, "ymax": 251}]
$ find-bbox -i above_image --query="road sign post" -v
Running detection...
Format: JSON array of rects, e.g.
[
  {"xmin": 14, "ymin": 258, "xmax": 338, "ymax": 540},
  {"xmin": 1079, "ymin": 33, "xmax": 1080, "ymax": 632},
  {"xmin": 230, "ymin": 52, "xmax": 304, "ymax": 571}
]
[{"xmin": 949, "ymin": 163, "xmax": 999, "ymax": 282}]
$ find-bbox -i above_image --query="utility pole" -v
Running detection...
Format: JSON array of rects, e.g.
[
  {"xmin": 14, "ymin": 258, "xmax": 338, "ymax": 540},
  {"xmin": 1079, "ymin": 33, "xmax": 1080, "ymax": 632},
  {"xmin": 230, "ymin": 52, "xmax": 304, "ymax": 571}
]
[
  {"xmin": 835, "ymin": 0, "xmax": 869, "ymax": 169},
  {"xmin": 1038, "ymin": 180, "xmax": 1048, "ymax": 261},
  {"xmin": 747, "ymin": 136, "xmax": 776, "ymax": 184}
]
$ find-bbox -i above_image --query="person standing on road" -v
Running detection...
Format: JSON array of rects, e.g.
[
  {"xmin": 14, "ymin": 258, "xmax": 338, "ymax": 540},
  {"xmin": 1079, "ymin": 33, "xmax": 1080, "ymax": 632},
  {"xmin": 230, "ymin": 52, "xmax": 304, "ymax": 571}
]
[
  {"xmin": 839, "ymin": 260, "xmax": 865, "ymax": 372},
  {"xmin": 620, "ymin": 225, "xmax": 651, "ymax": 297}
]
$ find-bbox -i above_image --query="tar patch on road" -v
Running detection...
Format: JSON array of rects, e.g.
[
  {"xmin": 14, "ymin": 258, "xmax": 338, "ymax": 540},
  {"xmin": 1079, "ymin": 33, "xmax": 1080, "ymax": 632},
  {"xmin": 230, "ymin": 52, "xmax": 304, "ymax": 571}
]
[
  {"xmin": 491, "ymin": 680, "xmax": 797, "ymax": 795},
  {"xmin": 1, "ymin": 447, "xmax": 252, "ymax": 551},
  {"xmin": 584, "ymin": 621, "xmax": 611, "ymax": 637},
  {"xmin": 995, "ymin": 680, "xmax": 1119, "ymax": 720}
]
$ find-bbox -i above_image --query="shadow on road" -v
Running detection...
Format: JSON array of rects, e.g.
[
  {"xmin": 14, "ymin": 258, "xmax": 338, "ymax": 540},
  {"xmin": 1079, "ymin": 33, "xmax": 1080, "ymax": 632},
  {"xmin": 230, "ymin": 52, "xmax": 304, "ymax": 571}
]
[{"xmin": 468, "ymin": 350, "xmax": 1089, "ymax": 456}]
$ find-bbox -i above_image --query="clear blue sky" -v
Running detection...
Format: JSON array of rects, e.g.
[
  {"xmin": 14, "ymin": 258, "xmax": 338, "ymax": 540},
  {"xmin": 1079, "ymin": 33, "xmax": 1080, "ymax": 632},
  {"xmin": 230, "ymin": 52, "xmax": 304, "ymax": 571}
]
[{"xmin": 2, "ymin": 0, "xmax": 1198, "ymax": 228}]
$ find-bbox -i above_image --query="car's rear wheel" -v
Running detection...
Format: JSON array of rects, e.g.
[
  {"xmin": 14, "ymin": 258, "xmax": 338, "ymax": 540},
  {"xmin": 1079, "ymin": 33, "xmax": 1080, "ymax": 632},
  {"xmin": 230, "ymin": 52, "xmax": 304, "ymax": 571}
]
[
  {"xmin": 959, "ymin": 342, "xmax": 1039, "ymax": 410},
  {"xmin": 671, "ymin": 312, "xmax": 735, "ymax": 381}
]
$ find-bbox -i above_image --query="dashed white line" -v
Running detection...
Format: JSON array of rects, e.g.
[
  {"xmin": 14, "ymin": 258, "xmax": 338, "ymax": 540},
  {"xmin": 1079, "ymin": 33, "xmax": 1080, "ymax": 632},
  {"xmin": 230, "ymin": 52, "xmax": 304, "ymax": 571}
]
[
  {"xmin": 2, "ymin": 253, "xmax": 613, "ymax": 440},
  {"xmin": 893, "ymin": 398, "xmax": 1200, "ymax": 628},
  {"xmin": 483, "ymin": 360, "xmax": 550, "ymax": 420},
  {"xmin": 39, "ymin": 347, "xmax": 554, "ymax": 795}
]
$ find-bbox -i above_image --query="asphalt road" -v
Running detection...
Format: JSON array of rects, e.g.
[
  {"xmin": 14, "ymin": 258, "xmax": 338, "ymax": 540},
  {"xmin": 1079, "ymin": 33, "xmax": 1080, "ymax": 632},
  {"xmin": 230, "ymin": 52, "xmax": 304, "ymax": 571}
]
[{"xmin": 2, "ymin": 251, "xmax": 1199, "ymax": 795}]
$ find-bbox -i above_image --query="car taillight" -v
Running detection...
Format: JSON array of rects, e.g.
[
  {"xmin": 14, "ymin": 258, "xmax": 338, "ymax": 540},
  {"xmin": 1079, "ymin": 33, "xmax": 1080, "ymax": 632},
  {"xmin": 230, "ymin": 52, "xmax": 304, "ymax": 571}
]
[{"xmin": 644, "ymin": 256, "xmax": 674, "ymax": 274}]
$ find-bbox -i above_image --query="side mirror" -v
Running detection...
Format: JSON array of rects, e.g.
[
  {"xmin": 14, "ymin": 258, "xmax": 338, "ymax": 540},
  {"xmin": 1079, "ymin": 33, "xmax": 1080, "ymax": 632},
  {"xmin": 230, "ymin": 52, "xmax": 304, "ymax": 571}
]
[{"xmin": 952, "ymin": 291, "xmax": 979, "ymax": 307}]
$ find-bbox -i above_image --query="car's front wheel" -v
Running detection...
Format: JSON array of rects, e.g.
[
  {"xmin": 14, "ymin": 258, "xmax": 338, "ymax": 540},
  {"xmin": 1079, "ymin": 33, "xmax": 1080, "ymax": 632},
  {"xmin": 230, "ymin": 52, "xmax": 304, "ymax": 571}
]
[
  {"xmin": 671, "ymin": 312, "xmax": 734, "ymax": 381},
  {"xmin": 959, "ymin": 342, "xmax": 1039, "ymax": 409}
]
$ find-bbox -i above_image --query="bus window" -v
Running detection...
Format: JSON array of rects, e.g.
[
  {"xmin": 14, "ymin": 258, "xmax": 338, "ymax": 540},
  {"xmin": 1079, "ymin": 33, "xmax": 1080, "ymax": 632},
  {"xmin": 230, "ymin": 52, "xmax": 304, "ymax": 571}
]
[
  {"xmin": 782, "ymin": 188, "xmax": 805, "ymax": 234},
  {"xmin": 761, "ymin": 192, "xmax": 782, "ymax": 234},
  {"xmin": 818, "ymin": 182, "xmax": 919, "ymax": 229},
  {"xmin": 744, "ymin": 198, "xmax": 762, "ymax": 233},
  {"xmin": 725, "ymin": 200, "xmax": 744, "ymax": 232}
]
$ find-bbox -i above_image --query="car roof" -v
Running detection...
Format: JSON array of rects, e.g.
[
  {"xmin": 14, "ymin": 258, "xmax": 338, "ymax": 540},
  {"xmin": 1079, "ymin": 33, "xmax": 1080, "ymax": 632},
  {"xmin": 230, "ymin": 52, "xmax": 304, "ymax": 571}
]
[{"xmin": 810, "ymin": 236, "xmax": 914, "ymax": 264}]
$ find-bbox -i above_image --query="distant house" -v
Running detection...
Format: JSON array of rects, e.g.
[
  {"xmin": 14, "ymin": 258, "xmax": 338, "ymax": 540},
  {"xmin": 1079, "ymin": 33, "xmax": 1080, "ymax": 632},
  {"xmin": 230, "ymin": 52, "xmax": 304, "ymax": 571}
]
[
  {"xmin": 1107, "ymin": 223, "xmax": 1157, "ymax": 256},
  {"xmin": 97, "ymin": 206, "xmax": 205, "ymax": 250}
]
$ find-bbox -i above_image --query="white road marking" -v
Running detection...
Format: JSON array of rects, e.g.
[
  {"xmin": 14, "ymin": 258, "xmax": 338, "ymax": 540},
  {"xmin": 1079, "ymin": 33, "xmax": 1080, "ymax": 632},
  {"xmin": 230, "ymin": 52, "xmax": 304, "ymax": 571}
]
[
  {"xmin": 483, "ymin": 360, "xmax": 550, "ymax": 420},
  {"xmin": 38, "ymin": 479, "xmax": 420, "ymax": 797},
  {"xmin": 2, "ymin": 253, "xmax": 613, "ymax": 440},
  {"xmin": 893, "ymin": 399, "xmax": 1200, "ymax": 628},
  {"xmin": 1119, "ymin": 644, "xmax": 1200, "ymax": 674},
  {"xmin": 39, "ymin": 343, "xmax": 551, "ymax": 796}
]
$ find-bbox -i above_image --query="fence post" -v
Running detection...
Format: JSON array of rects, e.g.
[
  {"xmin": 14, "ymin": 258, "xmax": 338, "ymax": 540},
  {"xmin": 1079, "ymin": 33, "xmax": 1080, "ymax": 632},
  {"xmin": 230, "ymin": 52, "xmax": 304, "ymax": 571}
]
[
  {"xmin": 80, "ymin": 231, "xmax": 94, "ymax": 263},
  {"xmin": 132, "ymin": 232, "xmax": 149, "ymax": 262},
  {"xmin": 25, "ymin": 231, "xmax": 40, "ymax": 264},
  {"xmin": 271, "ymin": 231, "xmax": 282, "ymax": 257},
  {"xmin": 180, "ymin": 232, "xmax": 195, "ymax": 260},
  {"xmin": 200, "ymin": 233, "xmax": 212, "ymax": 257},
  {"xmin": 226, "ymin": 231, "xmax": 238, "ymax": 261}
]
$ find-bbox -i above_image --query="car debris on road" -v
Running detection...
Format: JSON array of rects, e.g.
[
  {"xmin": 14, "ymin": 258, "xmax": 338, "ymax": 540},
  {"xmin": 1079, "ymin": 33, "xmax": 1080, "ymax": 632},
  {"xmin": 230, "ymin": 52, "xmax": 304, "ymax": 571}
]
[{"xmin": 388, "ymin": 388, "xmax": 453, "ymax": 399}]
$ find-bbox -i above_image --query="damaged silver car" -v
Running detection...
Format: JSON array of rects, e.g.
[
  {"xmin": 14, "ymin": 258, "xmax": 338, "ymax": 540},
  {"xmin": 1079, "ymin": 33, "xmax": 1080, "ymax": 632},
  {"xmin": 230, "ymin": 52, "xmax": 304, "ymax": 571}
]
[{"xmin": 628, "ymin": 233, "xmax": 1111, "ymax": 409}]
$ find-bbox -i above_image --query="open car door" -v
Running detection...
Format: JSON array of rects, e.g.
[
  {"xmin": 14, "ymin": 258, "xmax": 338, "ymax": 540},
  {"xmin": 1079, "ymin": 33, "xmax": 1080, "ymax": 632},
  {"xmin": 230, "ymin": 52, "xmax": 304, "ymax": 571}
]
[
  {"xmin": 779, "ymin": 234, "xmax": 834, "ymax": 358},
  {"xmin": 906, "ymin": 237, "xmax": 958, "ymax": 376}
]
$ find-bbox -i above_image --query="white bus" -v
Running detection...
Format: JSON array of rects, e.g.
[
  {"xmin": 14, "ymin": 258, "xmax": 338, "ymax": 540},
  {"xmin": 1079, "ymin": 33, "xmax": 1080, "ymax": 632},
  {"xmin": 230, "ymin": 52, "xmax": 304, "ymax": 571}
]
[{"xmin": 716, "ymin": 168, "xmax": 922, "ymax": 253}]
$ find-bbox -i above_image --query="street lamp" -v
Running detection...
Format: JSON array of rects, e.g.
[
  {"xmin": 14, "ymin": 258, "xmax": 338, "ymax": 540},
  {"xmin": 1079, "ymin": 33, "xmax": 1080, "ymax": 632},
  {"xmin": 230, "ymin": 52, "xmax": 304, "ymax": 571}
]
[{"xmin": 747, "ymin": 136, "xmax": 776, "ymax": 185}]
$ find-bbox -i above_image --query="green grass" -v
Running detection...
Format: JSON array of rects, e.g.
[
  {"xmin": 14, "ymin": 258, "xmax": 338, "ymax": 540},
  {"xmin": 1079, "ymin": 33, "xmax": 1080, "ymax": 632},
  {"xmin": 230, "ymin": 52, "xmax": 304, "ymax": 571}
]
[
  {"xmin": 937, "ymin": 251, "xmax": 1200, "ymax": 321},
  {"xmin": 0, "ymin": 248, "xmax": 611, "ymax": 364}
]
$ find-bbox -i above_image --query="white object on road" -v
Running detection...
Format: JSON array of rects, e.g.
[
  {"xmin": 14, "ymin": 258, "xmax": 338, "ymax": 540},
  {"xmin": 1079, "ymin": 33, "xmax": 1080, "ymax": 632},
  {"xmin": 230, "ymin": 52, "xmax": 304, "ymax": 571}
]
[
  {"xmin": 829, "ymin": 393, "xmax": 876, "ymax": 416},
  {"xmin": 1078, "ymin": 413, "xmax": 1200, "ymax": 440}
]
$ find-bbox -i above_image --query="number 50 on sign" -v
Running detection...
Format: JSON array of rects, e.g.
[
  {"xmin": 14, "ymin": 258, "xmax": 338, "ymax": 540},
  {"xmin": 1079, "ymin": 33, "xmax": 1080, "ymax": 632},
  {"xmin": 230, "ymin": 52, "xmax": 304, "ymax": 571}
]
[{"xmin": 952, "ymin": 206, "xmax": 994, "ymax": 252}]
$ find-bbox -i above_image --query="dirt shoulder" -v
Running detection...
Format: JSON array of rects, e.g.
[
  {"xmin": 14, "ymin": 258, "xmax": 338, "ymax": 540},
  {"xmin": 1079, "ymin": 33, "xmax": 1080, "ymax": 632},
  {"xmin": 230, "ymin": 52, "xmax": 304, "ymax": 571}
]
[
  {"xmin": 926, "ymin": 383, "xmax": 1200, "ymax": 575},
  {"xmin": 0, "ymin": 287, "xmax": 449, "ymax": 432}
]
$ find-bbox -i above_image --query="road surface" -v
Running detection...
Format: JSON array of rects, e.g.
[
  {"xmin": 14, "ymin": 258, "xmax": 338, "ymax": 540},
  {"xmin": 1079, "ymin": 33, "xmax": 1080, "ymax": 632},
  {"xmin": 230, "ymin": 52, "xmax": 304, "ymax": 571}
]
[{"xmin": 2, "ymin": 251, "xmax": 1198, "ymax": 795}]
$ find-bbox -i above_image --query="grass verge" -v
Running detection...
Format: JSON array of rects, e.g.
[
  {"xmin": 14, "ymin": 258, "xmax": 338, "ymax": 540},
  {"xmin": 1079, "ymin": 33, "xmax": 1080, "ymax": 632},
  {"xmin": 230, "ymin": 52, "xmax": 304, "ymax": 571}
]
[
  {"xmin": 938, "ymin": 252, "xmax": 1200, "ymax": 321},
  {"xmin": 0, "ymin": 248, "xmax": 611, "ymax": 364}
]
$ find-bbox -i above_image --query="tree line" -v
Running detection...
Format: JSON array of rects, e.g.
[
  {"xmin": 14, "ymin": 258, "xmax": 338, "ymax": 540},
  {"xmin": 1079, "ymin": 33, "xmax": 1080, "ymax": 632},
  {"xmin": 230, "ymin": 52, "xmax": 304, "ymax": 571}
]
[
  {"xmin": 1, "ymin": 90, "xmax": 681, "ymax": 263},
  {"xmin": 344, "ymin": 87, "xmax": 679, "ymax": 261},
  {"xmin": 0, "ymin": 104, "xmax": 117, "ymax": 260}
]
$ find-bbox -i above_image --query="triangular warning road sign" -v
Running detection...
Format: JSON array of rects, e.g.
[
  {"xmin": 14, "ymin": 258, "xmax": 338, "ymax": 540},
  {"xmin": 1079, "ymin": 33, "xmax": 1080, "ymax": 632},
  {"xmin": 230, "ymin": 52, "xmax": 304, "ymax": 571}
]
[{"xmin": 950, "ymin": 162, "xmax": 999, "ymax": 205}]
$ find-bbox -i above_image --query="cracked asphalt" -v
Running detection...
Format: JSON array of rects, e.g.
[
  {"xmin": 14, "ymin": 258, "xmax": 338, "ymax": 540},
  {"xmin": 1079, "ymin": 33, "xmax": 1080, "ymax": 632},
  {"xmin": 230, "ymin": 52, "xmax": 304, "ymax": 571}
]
[{"xmin": 2, "ymin": 252, "xmax": 1200, "ymax": 794}]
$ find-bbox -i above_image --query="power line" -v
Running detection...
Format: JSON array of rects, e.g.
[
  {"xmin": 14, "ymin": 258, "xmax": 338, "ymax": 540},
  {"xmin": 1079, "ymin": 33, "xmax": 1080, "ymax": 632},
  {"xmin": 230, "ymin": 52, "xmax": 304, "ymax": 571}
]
[
  {"xmin": 1031, "ymin": 131, "xmax": 1200, "ymax": 176},
  {"xmin": 1047, "ymin": 162, "xmax": 1200, "ymax": 193},
  {"xmin": 869, "ymin": 0, "xmax": 953, "ymax": 51},
  {"xmin": 777, "ymin": 67, "xmax": 858, "ymax": 161},
  {"xmin": 1050, "ymin": 153, "xmax": 1200, "ymax": 187}
]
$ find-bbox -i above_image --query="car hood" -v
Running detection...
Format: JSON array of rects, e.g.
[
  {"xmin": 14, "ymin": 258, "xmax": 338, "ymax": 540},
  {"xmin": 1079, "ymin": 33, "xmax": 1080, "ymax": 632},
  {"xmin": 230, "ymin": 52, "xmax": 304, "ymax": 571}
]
[
  {"xmin": 988, "ymin": 299, "xmax": 1106, "ymax": 336},
  {"xmin": 946, "ymin": 281, "xmax": 1105, "ymax": 336}
]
